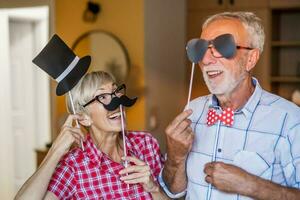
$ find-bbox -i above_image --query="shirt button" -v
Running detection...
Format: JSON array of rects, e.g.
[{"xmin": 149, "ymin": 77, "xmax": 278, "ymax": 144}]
[{"xmin": 217, "ymin": 148, "xmax": 222, "ymax": 152}]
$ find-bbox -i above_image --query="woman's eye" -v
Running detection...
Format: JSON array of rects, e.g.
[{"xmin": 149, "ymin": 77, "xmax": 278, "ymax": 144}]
[
  {"xmin": 116, "ymin": 87, "xmax": 124, "ymax": 94},
  {"xmin": 98, "ymin": 95, "xmax": 106, "ymax": 100},
  {"xmin": 115, "ymin": 89, "xmax": 121, "ymax": 94}
]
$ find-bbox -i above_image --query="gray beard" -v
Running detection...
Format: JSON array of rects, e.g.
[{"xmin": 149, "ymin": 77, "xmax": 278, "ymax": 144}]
[{"xmin": 203, "ymin": 69, "xmax": 248, "ymax": 96}]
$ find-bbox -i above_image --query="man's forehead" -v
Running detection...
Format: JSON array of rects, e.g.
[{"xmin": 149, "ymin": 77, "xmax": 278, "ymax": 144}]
[{"xmin": 200, "ymin": 19, "xmax": 246, "ymax": 41}]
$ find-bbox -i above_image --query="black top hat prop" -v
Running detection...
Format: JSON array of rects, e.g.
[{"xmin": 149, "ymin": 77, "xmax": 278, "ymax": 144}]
[
  {"xmin": 32, "ymin": 34, "xmax": 91, "ymax": 96},
  {"xmin": 32, "ymin": 34, "xmax": 91, "ymax": 151}
]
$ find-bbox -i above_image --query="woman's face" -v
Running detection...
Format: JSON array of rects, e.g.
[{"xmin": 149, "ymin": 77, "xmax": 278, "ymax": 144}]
[{"xmin": 87, "ymin": 82, "xmax": 123, "ymax": 134}]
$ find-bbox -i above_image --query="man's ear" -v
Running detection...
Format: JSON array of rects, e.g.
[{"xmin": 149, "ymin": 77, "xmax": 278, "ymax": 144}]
[
  {"xmin": 246, "ymin": 48, "xmax": 260, "ymax": 72},
  {"xmin": 78, "ymin": 114, "xmax": 92, "ymax": 127}
]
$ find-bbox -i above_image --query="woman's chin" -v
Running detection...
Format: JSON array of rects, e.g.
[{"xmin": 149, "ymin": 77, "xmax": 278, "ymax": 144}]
[{"xmin": 109, "ymin": 124, "xmax": 124, "ymax": 133}]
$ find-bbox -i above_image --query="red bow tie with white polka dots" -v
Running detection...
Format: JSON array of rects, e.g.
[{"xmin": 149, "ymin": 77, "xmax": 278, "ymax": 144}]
[{"xmin": 206, "ymin": 107, "xmax": 234, "ymax": 126}]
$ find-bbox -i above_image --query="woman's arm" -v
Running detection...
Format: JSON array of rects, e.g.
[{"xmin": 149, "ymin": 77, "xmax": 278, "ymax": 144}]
[{"xmin": 14, "ymin": 115, "xmax": 85, "ymax": 200}]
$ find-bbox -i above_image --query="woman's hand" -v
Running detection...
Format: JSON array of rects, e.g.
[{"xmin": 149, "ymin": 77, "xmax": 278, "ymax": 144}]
[
  {"xmin": 51, "ymin": 114, "xmax": 85, "ymax": 156},
  {"xmin": 14, "ymin": 115, "xmax": 85, "ymax": 200},
  {"xmin": 119, "ymin": 156, "xmax": 159, "ymax": 193}
]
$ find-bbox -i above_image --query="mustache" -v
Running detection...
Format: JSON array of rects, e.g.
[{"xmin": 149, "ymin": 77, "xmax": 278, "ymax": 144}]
[{"xmin": 103, "ymin": 95, "xmax": 137, "ymax": 111}]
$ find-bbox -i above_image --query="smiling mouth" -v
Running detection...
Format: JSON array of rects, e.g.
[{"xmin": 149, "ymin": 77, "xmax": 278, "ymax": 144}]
[
  {"xmin": 206, "ymin": 70, "xmax": 223, "ymax": 78},
  {"xmin": 108, "ymin": 111, "xmax": 121, "ymax": 120}
]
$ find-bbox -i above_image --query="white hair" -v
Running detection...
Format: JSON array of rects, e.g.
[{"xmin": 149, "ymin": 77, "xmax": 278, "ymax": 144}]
[
  {"xmin": 202, "ymin": 11, "xmax": 265, "ymax": 54},
  {"xmin": 66, "ymin": 71, "xmax": 115, "ymax": 114}
]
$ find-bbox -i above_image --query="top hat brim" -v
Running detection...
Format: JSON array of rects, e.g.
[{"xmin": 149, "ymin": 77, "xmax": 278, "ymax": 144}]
[{"xmin": 56, "ymin": 55, "xmax": 91, "ymax": 96}]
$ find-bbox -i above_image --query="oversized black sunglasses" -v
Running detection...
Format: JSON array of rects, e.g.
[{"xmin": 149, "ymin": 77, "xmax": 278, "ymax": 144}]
[
  {"xmin": 186, "ymin": 33, "xmax": 253, "ymax": 63},
  {"xmin": 83, "ymin": 84, "xmax": 126, "ymax": 107}
]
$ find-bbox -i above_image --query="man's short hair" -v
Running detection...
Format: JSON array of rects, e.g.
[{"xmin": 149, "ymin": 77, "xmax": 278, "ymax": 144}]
[
  {"xmin": 66, "ymin": 70, "xmax": 115, "ymax": 114},
  {"xmin": 203, "ymin": 11, "xmax": 265, "ymax": 54}
]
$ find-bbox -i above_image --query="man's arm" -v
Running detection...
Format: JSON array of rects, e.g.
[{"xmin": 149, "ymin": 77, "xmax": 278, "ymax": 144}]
[
  {"xmin": 162, "ymin": 109, "xmax": 194, "ymax": 193},
  {"xmin": 204, "ymin": 161, "xmax": 300, "ymax": 200},
  {"xmin": 162, "ymin": 157, "xmax": 188, "ymax": 193},
  {"xmin": 251, "ymin": 175, "xmax": 300, "ymax": 200}
]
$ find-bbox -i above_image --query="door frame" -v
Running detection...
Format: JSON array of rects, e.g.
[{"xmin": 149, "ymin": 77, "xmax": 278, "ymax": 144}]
[
  {"xmin": 0, "ymin": 1, "xmax": 55, "ymax": 198},
  {"xmin": 0, "ymin": 0, "xmax": 56, "ymax": 141}
]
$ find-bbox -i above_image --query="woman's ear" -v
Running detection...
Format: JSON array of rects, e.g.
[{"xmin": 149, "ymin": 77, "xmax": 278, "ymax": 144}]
[
  {"xmin": 246, "ymin": 48, "xmax": 260, "ymax": 72},
  {"xmin": 78, "ymin": 114, "xmax": 92, "ymax": 127}
]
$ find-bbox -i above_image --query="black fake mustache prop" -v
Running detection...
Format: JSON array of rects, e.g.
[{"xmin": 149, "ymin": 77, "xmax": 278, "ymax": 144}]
[{"xmin": 103, "ymin": 95, "xmax": 137, "ymax": 111}]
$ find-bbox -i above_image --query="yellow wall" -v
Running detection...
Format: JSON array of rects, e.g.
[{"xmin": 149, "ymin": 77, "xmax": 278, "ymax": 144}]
[{"xmin": 54, "ymin": 0, "xmax": 145, "ymax": 132}]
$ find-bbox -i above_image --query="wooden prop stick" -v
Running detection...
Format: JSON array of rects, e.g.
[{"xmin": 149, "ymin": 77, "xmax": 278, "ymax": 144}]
[
  {"xmin": 68, "ymin": 91, "xmax": 84, "ymax": 151},
  {"xmin": 120, "ymin": 105, "xmax": 129, "ymax": 189},
  {"xmin": 186, "ymin": 62, "xmax": 195, "ymax": 109}
]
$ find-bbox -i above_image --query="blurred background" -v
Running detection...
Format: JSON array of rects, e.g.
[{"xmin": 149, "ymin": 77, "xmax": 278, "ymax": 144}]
[{"xmin": 0, "ymin": 0, "xmax": 300, "ymax": 199}]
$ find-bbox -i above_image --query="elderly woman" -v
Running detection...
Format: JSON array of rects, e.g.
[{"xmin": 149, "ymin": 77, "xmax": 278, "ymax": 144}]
[{"xmin": 15, "ymin": 71, "xmax": 168, "ymax": 200}]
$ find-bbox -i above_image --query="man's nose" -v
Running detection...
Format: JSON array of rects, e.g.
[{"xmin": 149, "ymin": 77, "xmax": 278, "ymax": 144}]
[{"xmin": 201, "ymin": 48, "xmax": 217, "ymax": 66}]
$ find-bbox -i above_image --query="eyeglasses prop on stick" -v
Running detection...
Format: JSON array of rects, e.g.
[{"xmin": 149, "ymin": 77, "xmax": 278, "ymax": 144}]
[{"xmin": 185, "ymin": 39, "xmax": 204, "ymax": 109}]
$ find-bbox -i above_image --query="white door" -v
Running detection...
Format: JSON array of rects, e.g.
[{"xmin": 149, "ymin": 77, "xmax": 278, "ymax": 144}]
[
  {"xmin": 10, "ymin": 19, "xmax": 39, "ymax": 192},
  {"xmin": 0, "ymin": 7, "xmax": 50, "ymax": 199},
  {"xmin": 0, "ymin": 11, "xmax": 14, "ymax": 200}
]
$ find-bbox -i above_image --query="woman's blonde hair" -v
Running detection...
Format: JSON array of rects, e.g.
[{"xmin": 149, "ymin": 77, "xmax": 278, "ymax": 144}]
[{"xmin": 66, "ymin": 71, "xmax": 115, "ymax": 114}]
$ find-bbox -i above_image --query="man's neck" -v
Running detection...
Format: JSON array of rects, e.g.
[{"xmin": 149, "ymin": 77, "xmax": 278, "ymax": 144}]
[{"xmin": 215, "ymin": 76, "xmax": 255, "ymax": 110}]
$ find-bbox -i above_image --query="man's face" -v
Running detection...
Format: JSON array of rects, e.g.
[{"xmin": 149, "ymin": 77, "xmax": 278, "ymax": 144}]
[{"xmin": 199, "ymin": 19, "xmax": 251, "ymax": 95}]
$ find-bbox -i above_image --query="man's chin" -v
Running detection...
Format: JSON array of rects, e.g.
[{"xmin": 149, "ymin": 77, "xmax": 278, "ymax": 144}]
[{"xmin": 207, "ymin": 85, "xmax": 231, "ymax": 96}]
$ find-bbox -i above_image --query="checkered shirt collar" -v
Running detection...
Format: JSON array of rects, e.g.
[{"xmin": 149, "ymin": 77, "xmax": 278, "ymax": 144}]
[{"xmin": 83, "ymin": 133, "xmax": 135, "ymax": 167}]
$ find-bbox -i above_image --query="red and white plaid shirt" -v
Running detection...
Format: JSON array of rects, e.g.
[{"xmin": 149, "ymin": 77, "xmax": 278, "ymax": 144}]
[{"xmin": 48, "ymin": 131, "xmax": 164, "ymax": 200}]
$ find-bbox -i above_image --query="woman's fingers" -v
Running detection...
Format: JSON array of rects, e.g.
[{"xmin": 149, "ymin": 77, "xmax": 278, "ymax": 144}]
[
  {"xmin": 69, "ymin": 127, "xmax": 85, "ymax": 139},
  {"xmin": 122, "ymin": 176, "xmax": 149, "ymax": 184},
  {"xmin": 118, "ymin": 157, "xmax": 158, "ymax": 192},
  {"xmin": 51, "ymin": 115, "xmax": 85, "ymax": 154},
  {"xmin": 122, "ymin": 156, "xmax": 145, "ymax": 166},
  {"xmin": 119, "ymin": 164, "xmax": 149, "ymax": 175},
  {"xmin": 120, "ymin": 170, "xmax": 150, "ymax": 181},
  {"xmin": 118, "ymin": 156, "xmax": 153, "ymax": 187},
  {"xmin": 71, "ymin": 132, "xmax": 82, "ymax": 145},
  {"xmin": 61, "ymin": 114, "xmax": 85, "ymax": 128}
]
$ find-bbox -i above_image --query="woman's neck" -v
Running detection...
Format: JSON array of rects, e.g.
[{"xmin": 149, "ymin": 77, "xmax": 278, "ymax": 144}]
[{"xmin": 90, "ymin": 128, "xmax": 123, "ymax": 163}]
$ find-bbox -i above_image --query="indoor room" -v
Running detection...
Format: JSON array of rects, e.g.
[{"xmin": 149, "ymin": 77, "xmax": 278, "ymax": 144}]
[{"xmin": 1, "ymin": 0, "xmax": 300, "ymax": 199}]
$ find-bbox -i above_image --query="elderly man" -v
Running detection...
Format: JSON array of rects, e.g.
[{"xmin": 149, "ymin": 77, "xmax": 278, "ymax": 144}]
[{"xmin": 159, "ymin": 12, "xmax": 300, "ymax": 199}]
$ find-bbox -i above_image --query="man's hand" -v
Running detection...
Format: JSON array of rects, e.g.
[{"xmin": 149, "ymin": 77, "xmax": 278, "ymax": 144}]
[
  {"xmin": 165, "ymin": 109, "xmax": 194, "ymax": 164},
  {"xmin": 162, "ymin": 109, "xmax": 194, "ymax": 194},
  {"xmin": 204, "ymin": 161, "xmax": 255, "ymax": 195},
  {"xmin": 204, "ymin": 161, "xmax": 300, "ymax": 200}
]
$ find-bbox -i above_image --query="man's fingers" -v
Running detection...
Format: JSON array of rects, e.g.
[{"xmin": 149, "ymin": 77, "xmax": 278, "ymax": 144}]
[
  {"xmin": 185, "ymin": 129, "xmax": 194, "ymax": 142},
  {"xmin": 204, "ymin": 162, "xmax": 214, "ymax": 169},
  {"xmin": 205, "ymin": 175, "xmax": 212, "ymax": 184},
  {"xmin": 169, "ymin": 109, "xmax": 193, "ymax": 130},
  {"xmin": 175, "ymin": 119, "xmax": 192, "ymax": 135},
  {"xmin": 204, "ymin": 164, "xmax": 213, "ymax": 176}
]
